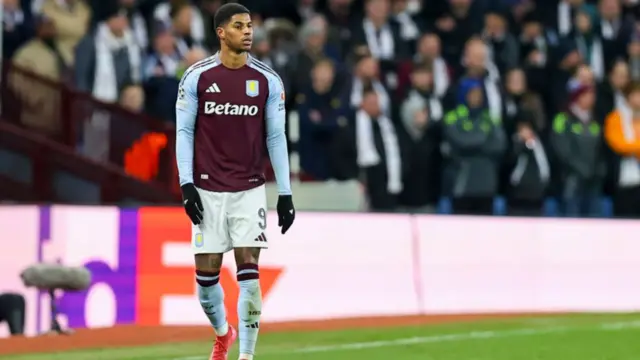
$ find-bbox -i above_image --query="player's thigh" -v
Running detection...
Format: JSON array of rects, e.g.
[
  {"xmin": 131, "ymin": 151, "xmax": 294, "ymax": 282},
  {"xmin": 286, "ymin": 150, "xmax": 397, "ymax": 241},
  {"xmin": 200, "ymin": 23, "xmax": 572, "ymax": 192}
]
[
  {"xmin": 227, "ymin": 185, "xmax": 269, "ymax": 249},
  {"xmin": 192, "ymin": 187, "xmax": 232, "ymax": 254}
]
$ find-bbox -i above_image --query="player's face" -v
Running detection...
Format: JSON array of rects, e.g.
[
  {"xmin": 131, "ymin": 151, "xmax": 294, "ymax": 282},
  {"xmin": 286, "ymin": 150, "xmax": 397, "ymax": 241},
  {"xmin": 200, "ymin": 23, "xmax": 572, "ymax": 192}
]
[{"xmin": 220, "ymin": 13, "xmax": 253, "ymax": 53}]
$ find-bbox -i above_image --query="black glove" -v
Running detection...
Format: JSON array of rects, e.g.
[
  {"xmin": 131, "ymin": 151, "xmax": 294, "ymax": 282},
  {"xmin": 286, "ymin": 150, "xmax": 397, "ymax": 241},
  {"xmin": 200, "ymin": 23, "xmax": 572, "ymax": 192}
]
[
  {"xmin": 276, "ymin": 195, "xmax": 295, "ymax": 234},
  {"xmin": 181, "ymin": 183, "xmax": 203, "ymax": 225}
]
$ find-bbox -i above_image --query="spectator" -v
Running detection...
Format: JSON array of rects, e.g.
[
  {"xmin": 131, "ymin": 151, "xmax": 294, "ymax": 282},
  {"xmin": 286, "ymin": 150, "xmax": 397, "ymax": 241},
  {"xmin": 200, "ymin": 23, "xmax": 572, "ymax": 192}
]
[
  {"xmin": 12, "ymin": 15, "xmax": 67, "ymax": 81},
  {"xmin": 252, "ymin": 27, "xmax": 275, "ymax": 66},
  {"xmin": 170, "ymin": 1, "xmax": 204, "ymax": 57},
  {"xmin": 482, "ymin": 7, "xmax": 519, "ymax": 76},
  {"xmin": 519, "ymin": 10, "xmax": 558, "ymax": 96},
  {"xmin": 504, "ymin": 112, "xmax": 550, "ymax": 216},
  {"xmin": 412, "ymin": 33, "xmax": 450, "ymax": 98},
  {"xmin": 309, "ymin": 13, "xmax": 344, "ymax": 57},
  {"xmin": 10, "ymin": 15, "xmax": 65, "ymax": 136},
  {"xmin": 40, "ymin": 0, "xmax": 91, "ymax": 66},
  {"xmin": 293, "ymin": 16, "xmax": 337, "ymax": 92},
  {"xmin": 502, "ymin": 68, "xmax": 547, "ymax": 137},
  {"xmin": 605, "ymin": 81, "xmax": 640, "ymax": 218},
  {"xmin": 199, "ymin": 0, "xmax": 227, "ymax": 51},
  {"xmin": 75, "ymin": 6, "xmax": 142, "ymax": 103},
  {"xmin": 390, "ymin": 0, "xmax": 421, "ymax": 52},
  {"xmin": 318, "ymin": 0, "xmax": 353, "ymax": 54},
  {"xmin": 152, "ymin": 47, "xmax": 206, "ymax": 119},
  {"xmin": 143, "ymin": 26, "xmax": 181, "ymax": 122},
  {"xmin": 319, "ymin": 0, "xmax": 352, "ymax": 31},
  {"xmin": 549, "ymin": 41, "xmax": 582, "ymax": 114},
  {"xmin": 356, "ymin": 86, "xmax": 403, "ymax": 211},
  {"xmin": 427, "ymin": 0, "xmax": 483, "ymax": 67},
  {"xmin": 442, "ymin": 79, "xmax": 506, "ymax": 215},
  {"xmin": 621, "ymin": 0, "xmax": 640, "ymax": 20},
  {"xmin": 177, "ymin": 47, "xmax": 207, "ymax": 78},
  {"xmin": 569, "ymin": 63, "xmax": 595, "ymax": 89},
  {"xmin": 298, "ymin": 59, "xmax": 353, "ymax": 180},
  {"xmin": 628, "ymin": 31, "xmax": 640, "ymax": 81},
  {"xmin": 597, "ymin": 0, "xmax": 632, "ymax": 70},
  {"xmin": 350, "ymin": 0, "xmax": 402, "ymax": 92},
  {"xmin": 3, "ymin": 0, "xmax": 33, "ymax": 60},
  {"xmin": 348, "ymin": 54, "xmax": 390, "ymax": 116},
  {"xmin": 119, "ymin": 0, "xmax": 148, "ymax": 49},
  {"xmin": 570, "ymin": 10, "xmax": 605, "ymax": 81},
  {"xmin": 144, "ymin": 26, "xmax": 180, "ymax": 80},
  {"xmin": 596, "ymin": 60, "xmax": 630, "ymax": 121},
  {"xmin": 449, "ymin": 38, "xmax": 502, "ymax": 122},
  {"xmin": 154, "ymin": 0, "xmax": 205, "ymax": 48},
  {"xmin": 551, "ymin": 84, "xmax": 606, "ymax": 217},
  {"xmin": 398, "ymin": 62, "xmax": 443, "ymax": 212},
  {"xmin": 351, "ymin": 0, "xmax": 404, "ymax": 62},
  {"xmin": 545, "ymin": 0, "xmax": 593, "ymax": 37},
  {"xmin": 120, "ymin": 83, "xmax": 145, "ymax": 112}
]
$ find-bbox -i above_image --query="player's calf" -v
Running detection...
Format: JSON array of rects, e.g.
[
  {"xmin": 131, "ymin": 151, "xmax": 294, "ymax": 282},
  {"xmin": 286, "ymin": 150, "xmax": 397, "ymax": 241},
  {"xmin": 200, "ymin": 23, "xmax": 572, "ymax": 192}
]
[
  {"xmin": 236, "ymin": 262, "xmax": 262, "ymax": 360},
  {"xmin": 195, "ymin": 254, "xmax": 229, "ymax": 336}
]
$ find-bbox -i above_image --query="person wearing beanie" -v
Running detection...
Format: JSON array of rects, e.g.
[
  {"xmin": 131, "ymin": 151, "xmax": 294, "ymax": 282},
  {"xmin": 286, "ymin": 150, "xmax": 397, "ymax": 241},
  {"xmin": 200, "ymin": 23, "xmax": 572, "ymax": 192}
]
[
  {"xmin": 442, "ymin": 78, "xmax": 506, "ymax": 215},
  {"xmin": 550, "ymin": 83, "xmax": 606, "ymax": 217}
]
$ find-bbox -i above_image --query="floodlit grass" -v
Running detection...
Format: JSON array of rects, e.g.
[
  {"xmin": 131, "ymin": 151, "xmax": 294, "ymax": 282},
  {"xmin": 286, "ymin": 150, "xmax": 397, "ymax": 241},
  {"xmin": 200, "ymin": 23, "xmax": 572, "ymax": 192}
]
[{"xmin": 4, "ymin": 314, "xmax": 640, "ymax": 360}]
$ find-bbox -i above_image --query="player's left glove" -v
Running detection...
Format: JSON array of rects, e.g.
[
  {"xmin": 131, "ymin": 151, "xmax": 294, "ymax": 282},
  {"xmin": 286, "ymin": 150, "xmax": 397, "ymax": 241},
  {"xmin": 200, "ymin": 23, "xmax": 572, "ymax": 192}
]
[{"xmin": 276, "ymin": 195, "xmax": 295, "ymax": 234}]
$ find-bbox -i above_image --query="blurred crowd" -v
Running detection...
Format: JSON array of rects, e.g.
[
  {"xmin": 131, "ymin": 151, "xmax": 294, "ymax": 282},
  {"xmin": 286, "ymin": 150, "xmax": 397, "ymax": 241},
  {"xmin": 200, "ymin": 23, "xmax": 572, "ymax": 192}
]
[{"xmin": 5, "ymin": 0, "xmax": 640, "ymax": 217}]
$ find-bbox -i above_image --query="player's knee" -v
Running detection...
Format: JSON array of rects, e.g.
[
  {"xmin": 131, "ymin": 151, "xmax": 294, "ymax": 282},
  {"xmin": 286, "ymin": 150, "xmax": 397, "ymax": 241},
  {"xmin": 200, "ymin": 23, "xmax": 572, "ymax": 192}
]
[
  {"xmin": 234, "ymin": 247, "xmax": 260, "ymax": 265},
  {"xmin": 194, "ymin": 253, "xmax": 223, "ymax": 273}
]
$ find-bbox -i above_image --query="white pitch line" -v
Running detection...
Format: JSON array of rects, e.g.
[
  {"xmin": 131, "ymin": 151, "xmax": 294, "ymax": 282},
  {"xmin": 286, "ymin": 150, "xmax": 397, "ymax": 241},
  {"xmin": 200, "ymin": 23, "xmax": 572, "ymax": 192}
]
[
  {"xmin": 172, "ymin": 320, "xmax": 640, "ymax": 359},
  {"xmin": 292, "ymin": 327, "xmax": 568, "ymax": 353}
]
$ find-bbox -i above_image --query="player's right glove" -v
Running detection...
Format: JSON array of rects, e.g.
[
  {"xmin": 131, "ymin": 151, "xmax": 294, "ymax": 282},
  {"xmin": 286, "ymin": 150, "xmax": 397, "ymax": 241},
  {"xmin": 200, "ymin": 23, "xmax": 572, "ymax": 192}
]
[
  {"xmin": 276, "ymin": 195, "xmax": 295, "ymax": 234},
  {"xmin": 181, "ymin": 183, "xmax": 203, "ymax": 225}
]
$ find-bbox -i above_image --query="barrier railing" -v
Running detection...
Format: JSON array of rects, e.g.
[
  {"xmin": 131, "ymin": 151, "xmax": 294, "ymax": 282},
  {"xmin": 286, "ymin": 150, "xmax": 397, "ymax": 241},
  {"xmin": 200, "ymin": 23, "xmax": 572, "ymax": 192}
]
[
  {"xmin": 0, "ymin": 62, "xmax": 179, "ymax": 195},
  {"xmin": 0, "ymin": 121, "xmax": 178, "ymax": 203}
]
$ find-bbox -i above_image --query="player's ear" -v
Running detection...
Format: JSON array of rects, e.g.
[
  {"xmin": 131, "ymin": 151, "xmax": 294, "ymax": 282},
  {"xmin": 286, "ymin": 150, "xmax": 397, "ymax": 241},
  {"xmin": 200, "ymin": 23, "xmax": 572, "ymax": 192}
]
[{"xmin": 216, "ymin": 27, "xmax": 224, "ymax": 40}]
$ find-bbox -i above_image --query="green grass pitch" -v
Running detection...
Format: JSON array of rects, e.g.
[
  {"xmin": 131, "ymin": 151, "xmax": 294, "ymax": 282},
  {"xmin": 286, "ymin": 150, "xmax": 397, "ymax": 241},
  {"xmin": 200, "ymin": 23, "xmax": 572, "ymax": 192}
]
[{"xmin": 4, "ymin": 314, "xmax": 640, "ymax": 360}]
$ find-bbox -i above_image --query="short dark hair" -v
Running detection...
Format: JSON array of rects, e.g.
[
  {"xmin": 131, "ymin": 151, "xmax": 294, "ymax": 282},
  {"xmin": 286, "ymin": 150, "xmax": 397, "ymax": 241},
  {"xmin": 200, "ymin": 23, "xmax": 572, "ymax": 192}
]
[
  {"xmin": 214, "ymin": 3, "xmax": 250, "ymax": 29},
  {"xmin": 169, "ymin": 1, "xmax": 190, "ymax": 20},
  {"xmin": 624, "ymin": 81, "xmax": 640, "ymax": 98},
  {"xmin": 412, "ymin": 60, "xmax": 433, "ymax": 74}
]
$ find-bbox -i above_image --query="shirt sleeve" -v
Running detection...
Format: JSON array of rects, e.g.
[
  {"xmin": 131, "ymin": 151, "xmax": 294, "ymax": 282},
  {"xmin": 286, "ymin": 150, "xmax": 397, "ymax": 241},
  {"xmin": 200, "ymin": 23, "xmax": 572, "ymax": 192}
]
[
  {"xmin": 265, "ymin": 74, "xmax": 292, "ymax": 196},
  {"xmin": 175, "ymin": 69, "xmax": 200, "ymax": 186}
]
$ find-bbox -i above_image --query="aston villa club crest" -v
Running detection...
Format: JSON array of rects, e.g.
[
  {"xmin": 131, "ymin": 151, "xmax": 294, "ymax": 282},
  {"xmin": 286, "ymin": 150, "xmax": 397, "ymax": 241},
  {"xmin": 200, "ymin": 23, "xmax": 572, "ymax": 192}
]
[{"xmin": 246, "ymin": 80, "xmax": 259, "ymax": 97}]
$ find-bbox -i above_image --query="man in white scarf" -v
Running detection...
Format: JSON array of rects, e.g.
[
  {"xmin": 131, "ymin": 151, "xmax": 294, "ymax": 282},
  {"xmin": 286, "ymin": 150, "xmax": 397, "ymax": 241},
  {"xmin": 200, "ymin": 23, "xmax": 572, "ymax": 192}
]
[
  {"xmin": 356, "ymin": 87, "xmax": 403, "ymax": 211},
  {"xmin": 349, "ymin": 55, "xmax": 391, "ymax": 116},
  {"xmin": 74, "ymin": 6, "xmax": 142, "ymax": 161},
  {"xmin": 75, "ymin": 8, "xmax": 142, "ymax": 102}
]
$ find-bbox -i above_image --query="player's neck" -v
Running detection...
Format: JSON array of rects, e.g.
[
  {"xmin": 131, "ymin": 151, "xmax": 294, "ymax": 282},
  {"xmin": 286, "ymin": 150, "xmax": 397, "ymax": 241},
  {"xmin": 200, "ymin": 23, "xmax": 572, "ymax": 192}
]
[{"xmin": 219, "ymin": 48, "xmax": 248, "ymax": 70}]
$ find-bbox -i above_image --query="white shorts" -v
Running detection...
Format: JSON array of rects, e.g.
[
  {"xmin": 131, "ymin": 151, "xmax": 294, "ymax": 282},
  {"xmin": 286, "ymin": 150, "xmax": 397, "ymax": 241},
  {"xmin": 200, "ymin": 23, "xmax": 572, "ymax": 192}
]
[{"xmin": 192, "ymin": 185, "xmax": 268, "ymax": 254}]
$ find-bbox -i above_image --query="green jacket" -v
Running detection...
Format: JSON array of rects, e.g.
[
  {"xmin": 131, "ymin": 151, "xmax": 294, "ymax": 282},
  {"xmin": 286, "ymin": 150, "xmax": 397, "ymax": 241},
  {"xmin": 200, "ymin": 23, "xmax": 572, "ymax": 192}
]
[
  {"xmin": 442, "ymin": 105, "xmax": 506, "ymax": 197},
  {"xmin": 550, "ymin": 111, "xmax": 605, "ymax": 197}
]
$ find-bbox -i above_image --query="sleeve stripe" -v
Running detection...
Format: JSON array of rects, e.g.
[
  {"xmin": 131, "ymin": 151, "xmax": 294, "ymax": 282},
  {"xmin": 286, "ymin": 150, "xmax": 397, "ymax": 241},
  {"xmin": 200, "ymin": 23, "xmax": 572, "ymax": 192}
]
[
  {"xmin": 251, "ymin": 59, "xmax": 284, "ymax": 89},
  {"xmin": 178, "ymin": 55, "xmax": 218, "ymax": 87}
]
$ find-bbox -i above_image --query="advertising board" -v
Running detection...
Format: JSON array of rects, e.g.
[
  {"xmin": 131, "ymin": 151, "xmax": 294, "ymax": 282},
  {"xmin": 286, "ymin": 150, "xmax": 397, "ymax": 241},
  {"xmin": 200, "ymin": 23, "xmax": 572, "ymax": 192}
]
[{"xmin": 2, "ymin": 206, "xmax": 640, "ymax": 337}]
